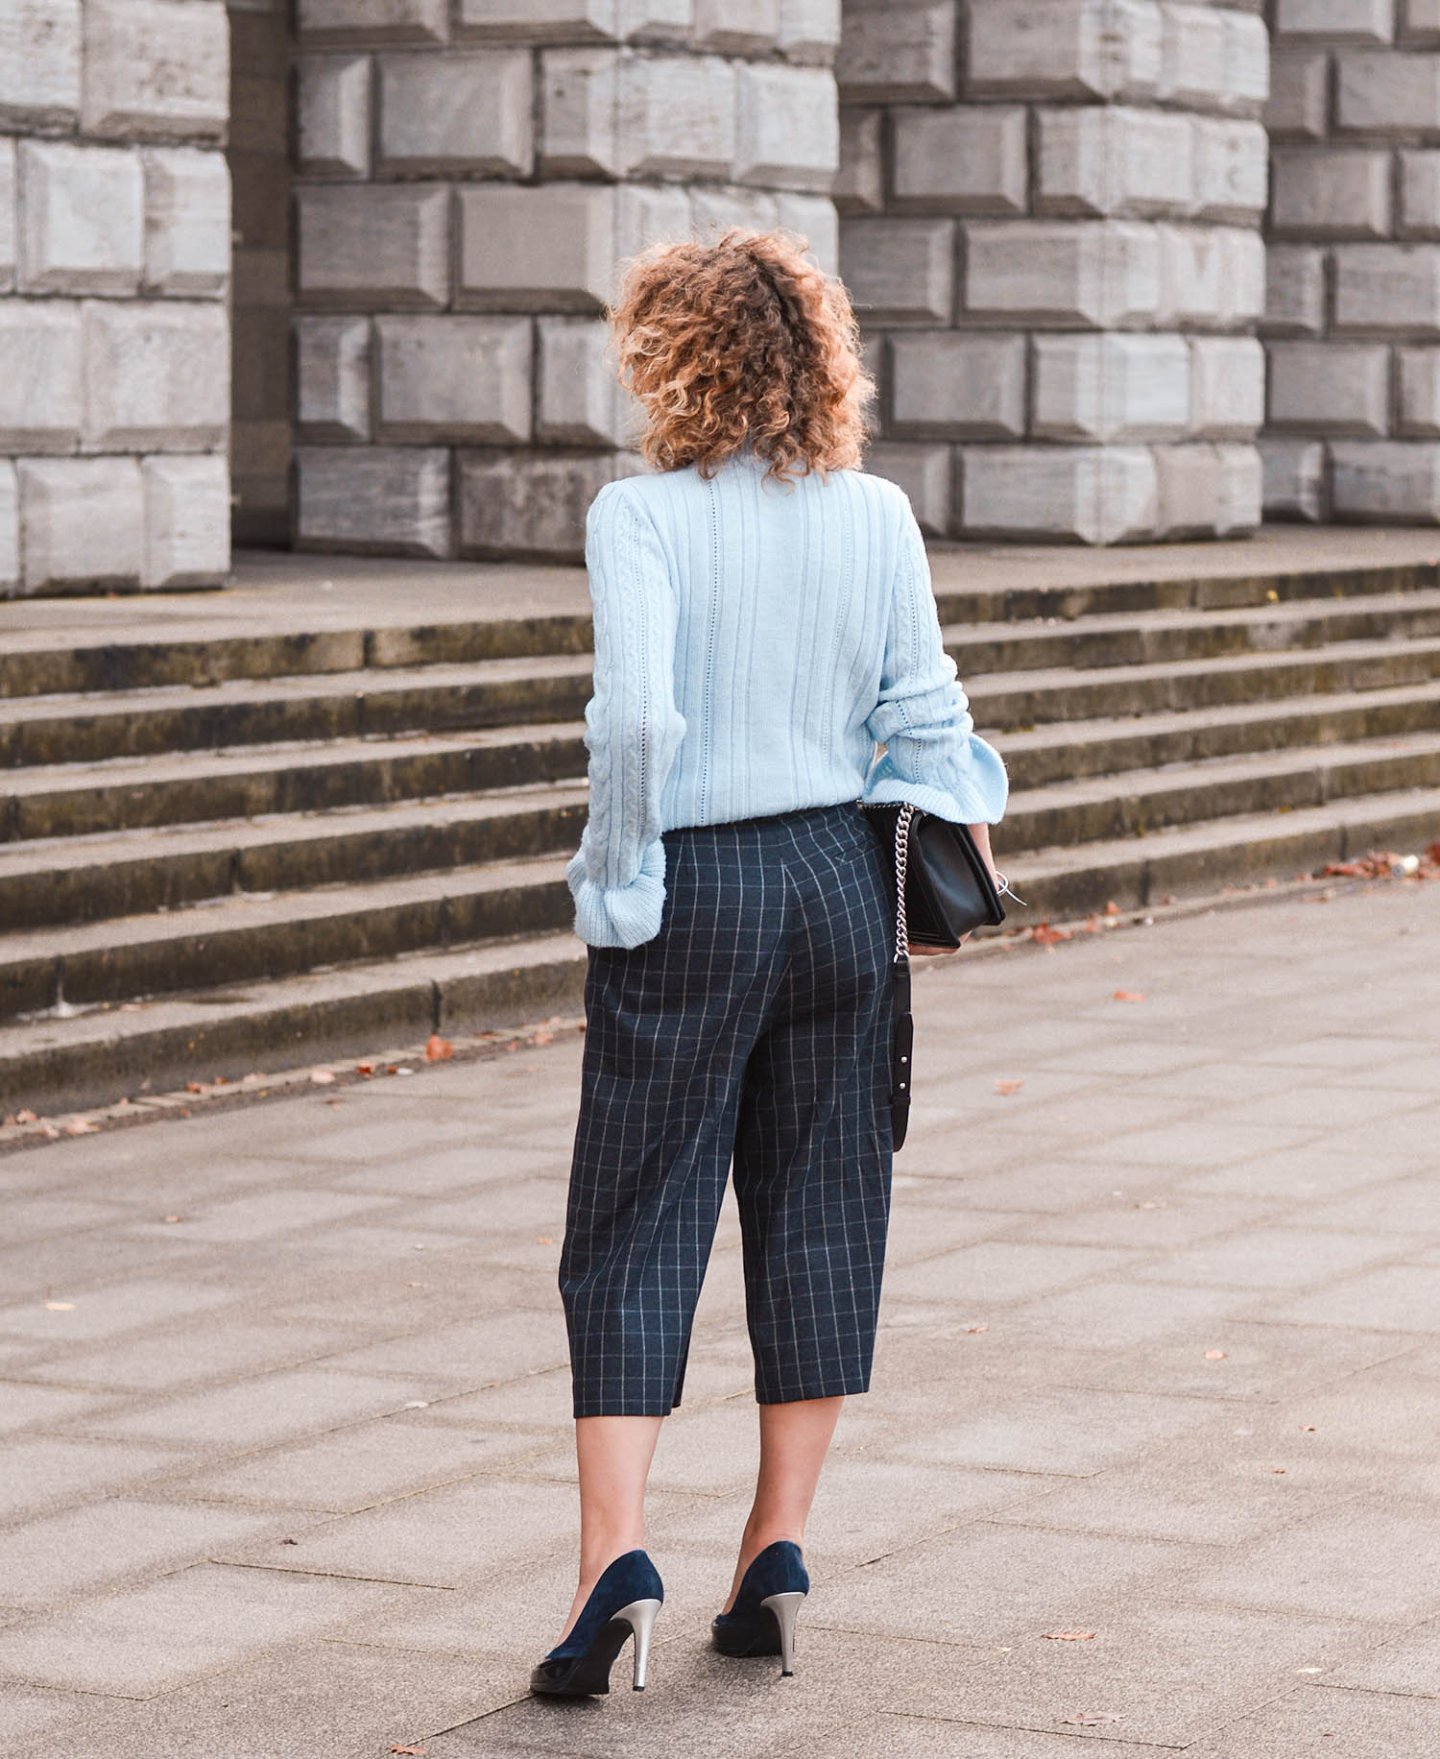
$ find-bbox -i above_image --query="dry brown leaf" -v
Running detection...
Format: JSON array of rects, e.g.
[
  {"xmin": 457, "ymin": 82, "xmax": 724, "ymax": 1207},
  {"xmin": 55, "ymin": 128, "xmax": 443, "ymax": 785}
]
[
  {"xmin": 994, "ymin": 1078, "xmax": 1024, "ymax": 1096},
  {"xmin": 14, "ymin": 1108, "xmax": 38, "ymax": 1124},
  {"xmin": 1204, "ymin": 1349, "xmax": 1228, "ymax": 1360},
  {"xmin": 63, "ymin": 1118, "xmax": 97, "ymax": 1135},
  {"xmin": 964, "ymin": 1322, "xmax": 989, "ymax": 1335},
  {"xmin": 1112, "ymin": 989, "xmax": 1146, "ymax": 1003},
  {"xmin": 164, "ymin": 1215, "xmax": 182, "ymax": 1224},
  {"xmin": 536, "ymin": 1235, "xmax": 554, "ymax": 1245},
  {"xmin": 1043, "ymin": 1631, "xmax": 1096, "ymax": 1642},
  {"xmin": 424, "ymin": 1034, "xmax": 454, "ymax": 1062},
  {"xmin": 1031, "ymin": 921, "xmax": 1072, "ymax": 947},
  {"xmin": 355, "ymin": 1062, "xmax": 375, "ymax": 1077},
  {"xmin": 531, "ymin": 1029, "xmax": 555, "ymax": 1046},
  {"xmin": 391, "ymin": 1747, "xmax": 427, "ymax": 1756},
  {"xmin": 185, "ymin": 1082, "xmax": 205, "ymax": 1094},
  {"xmin": 1104, "ymin": 900, "xmax": 1121, "ymax": 916},
  {"xmin": 310, "ymin": 1069, "xmax": 336, "ymax": 1085},
  {"xmin": 1061, "ymin": 1712, "xmax": 1122, "ymax": 1726},
  {"xmin": 45, "ymin": 1300, "xmax": 75, "ymax": 1312}
]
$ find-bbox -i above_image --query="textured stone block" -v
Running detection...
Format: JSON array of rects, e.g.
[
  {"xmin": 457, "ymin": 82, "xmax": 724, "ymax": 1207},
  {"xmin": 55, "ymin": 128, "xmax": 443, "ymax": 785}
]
[
  {"xmin": 1190, "ymin": 335, "xmax": 1265, "ymax": 435},
  {"xmin": 0, "ymin": 140, "xmax": 12, "ymax": 292},
  {"xmin": 381, "ymin": 49, "xmax": 531, "ymax": 174},
  {"xmin": 1405, "ymin": 0, "xmax": 1440, "ymax": 43},
  {"xmin": 143, "ymin": 147, "xmax": 230, "ymax": 294},
  {"xmin": 0, "ymin": 303, "xmax": 83, "ymax": 450},
  {"xmin": 888, "ymin": 333, "xmax": 1026, "ymax": 438},
  {"xmin": 1033, "ymin": 332, "xmax": 1191, "ymax": 440},
  {"xmin": 736, "ymin": 63, "xmax": 838, "ymax": 191},
  {"xmin": 538, "ymin": 316, "xmax": 632, "ymax": 445},
  {"xmin": 376, "ymin": 315, "xmax": 532, "ymax": 442},
  {"xmin": 840, "ymin": 217, "xmax": 955, "ymax": 324},
  {"xmin": 18, "ymin": 141, "xmax": 144, "ymax": 295},
  {"xmin": 961, "ymin": 443, "xmax": 1159, "ymax": 543},
  {"xmin": 297, "ymin": 445, "xmax": 451, "ymax": 554},
  {"xmin": 1275, "ymin": 0, "xmax": 1393, "ymax": 42},
  {"xmin": 1158, "ymin": 4, "xmax": 1223, "ymax": 110},
  {"xmin": 0, "ymin": 463, "xmax": 16, "ymax": 592},
  {"xmin": 1337, "ymin": 49, "xmax": 1440, "ymax": 134},
  {"xmin": 0, "ymin": 0, "xmax": 80, "ymax": 127},
  {"xmin": 542, "ymin": 48, "xmax": 620, "ymax": 176},
  {"xmin": 778, "ymin": 0, "xmax": 840, "ymax": 61},
  {"xmin": 1334, "ymin": 243, "xmax": 1440, "ymax": 332},
  {"xmin": 19, "ymin": 458, "xmax": 145, "ymax": 590},
  {"xmin": 1272, "ymin": 147, "xmax": 1391, "ymax": 239},
  {"xmin": 1158, "ymin": 223, "xmax": 1265, "ymax": 326},
  {"xmin": 619, "ymin": 54, "xmax": 737, "ymax": 179},
  {"xmin": 298, "ymin": 0, "xmax": 447, "ymax": 42},
  {"xmin": 1193, "ymin": 118, "xmax": 1268, "ymax": 221},
  {"xmin": 1262, "ymin": 243, "xmax": 1326, "ymax": 336},
  {"xmin": 1222, "ymin": 10, "xmax": 1271, "ymax": 115},
  {"xmin": 1269, "ymin": 340, "xmax": 1391, "ymax": 434},
  {"xmin": 297, "ymin": 55, "xmax": 371, "ymax": 178},
  {"xmin": 459, "ymin": 182, "xmax": 613, "ymax": 311},
  {"xmin": 458, "ymin": 450, "xmax": 617, "ymax": 559},
  {"xmin": 82, "ymin": 0, "xmax": 228, "ymax": 141},
  {"xmin": 457, "ymin": 0, "xmax": 618, "ymax": 40},
  {"xmin": 836, "ymin": 1, "xmax": 955, "ymax": 104},
  {"xmin": 835, "ymin": 107, "xmax": 883, "ymax": 214},
  {"xmin": 615, "ymin": 180, "xmax": 692, "ymax": 261},
  {"xmin": 296, "ymin": 316, "xmax": 370, "ymax": 440},
  {"xmin": 1260, "ymin": 436, "xmax": 1326, "ymax": 521},
  {"xmin": 693, "ymin": 0, "xmax": 778, "ymax": 52},
  {"xmin": 1037, "ymin": 106, "xmax": 1194, "ymax": 218},
  {"xmin": 691, "ymin": 184, "xmax": 780, "ymax": 239},
  {"xmin": 891, "ymin": 106, "xmax": 1027, "ymax": 215},
  {"xmin": 864, "ymin": 440, "xmax": 953, "ymax": 534},
  {"xmin": 775, "ymin": 191, "xmax": 839, "ymax": 274},
  {"xmin": 297, "ymin": 185, "xmax": 450, "ymax": 309},
  {"xmin": 142, "ymin": 455, "xmax": 229, "ymax": 587},
  {"xmin": 964, "ymin": 220, "xmax": 1161, "ymax": 328},
  {"xmin": 967, "ymin": 0, "xmax": 1162, "ymax": 101},
  {"xmin": 620, "ymin": 0, "xmax": 691, "ymax": 43},
  {"xmin": 1397, "ymin": 345, "xmax": 1440, "ymax": 432},
  {"xmin": 1400, "ymin": 150, "xmax": 1440, "ymax": 237},
  {"xmin": 83, "ymin": 300, "xmax": 230, "ymax": 449},
  {"xmin": 1155, "ymin": 441, "xmax": 1261, "ymax": 537},
  {"xmin": 1266, "ymin": 47, "xmax": 1329, "ymax": 139},
  {"xmin": 1332, "ymin": 439, "xmax": 1440, "ymax": 518}
]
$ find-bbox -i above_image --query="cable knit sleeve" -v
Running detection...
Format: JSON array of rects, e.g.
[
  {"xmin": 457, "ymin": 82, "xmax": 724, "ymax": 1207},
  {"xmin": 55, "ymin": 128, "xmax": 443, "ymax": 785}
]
[
  {"xmin": 860, "ymin": 496, "xmax": 1009, "ymax": 827},
  {"xmin": 565, "ymin": 482, "xmax": 688, "ymax": 949}
]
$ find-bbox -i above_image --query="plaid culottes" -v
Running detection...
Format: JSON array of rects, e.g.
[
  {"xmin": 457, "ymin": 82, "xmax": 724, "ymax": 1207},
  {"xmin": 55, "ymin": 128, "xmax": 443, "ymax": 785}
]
[{"xmin": 560, "ymin": 801, "xmax": 896, "ymax": 1418}]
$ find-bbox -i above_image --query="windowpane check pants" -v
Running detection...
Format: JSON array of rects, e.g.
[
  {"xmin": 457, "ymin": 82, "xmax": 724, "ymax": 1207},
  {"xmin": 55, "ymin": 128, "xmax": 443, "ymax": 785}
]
[{"xmin": 561, "ymin": 802, "xmax": 896, "ymax": 1418}]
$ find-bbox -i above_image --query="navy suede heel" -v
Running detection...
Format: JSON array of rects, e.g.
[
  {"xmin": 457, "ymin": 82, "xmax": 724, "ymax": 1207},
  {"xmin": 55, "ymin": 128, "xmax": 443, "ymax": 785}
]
[
  {"xmin": 711, "ymin": 1540, "xmax": 810, "ymax": 1676},
  {"xmin": 530, "ymin": 1550, "xmax": 664, "ymax": 1698}
]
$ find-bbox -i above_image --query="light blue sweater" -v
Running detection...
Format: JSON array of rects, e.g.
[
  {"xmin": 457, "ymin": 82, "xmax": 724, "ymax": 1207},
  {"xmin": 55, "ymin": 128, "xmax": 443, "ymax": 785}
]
[{"xmin": 565, "ymin": 453, "xmax": 1009, "ymax": 949}]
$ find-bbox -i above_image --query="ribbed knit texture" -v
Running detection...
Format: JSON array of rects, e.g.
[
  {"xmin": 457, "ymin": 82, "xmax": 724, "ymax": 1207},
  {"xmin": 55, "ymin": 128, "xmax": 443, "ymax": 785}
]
[{"xmin": 566, "ymin": 453, "xmax": 1009, "ymax": 949}]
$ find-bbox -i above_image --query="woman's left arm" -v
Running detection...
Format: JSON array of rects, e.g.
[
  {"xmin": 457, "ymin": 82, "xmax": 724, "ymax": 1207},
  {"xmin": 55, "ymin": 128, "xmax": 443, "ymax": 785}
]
[{"xmin": 566, "ymin": 483, "xmax": 687, "ymax": 949}]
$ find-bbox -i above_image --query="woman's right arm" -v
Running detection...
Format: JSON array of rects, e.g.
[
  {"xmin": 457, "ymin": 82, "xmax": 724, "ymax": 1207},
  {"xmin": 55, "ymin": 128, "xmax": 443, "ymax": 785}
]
[{"xmin": 860, "ymin": 496, "xmax": 1009, "ymax": 836}]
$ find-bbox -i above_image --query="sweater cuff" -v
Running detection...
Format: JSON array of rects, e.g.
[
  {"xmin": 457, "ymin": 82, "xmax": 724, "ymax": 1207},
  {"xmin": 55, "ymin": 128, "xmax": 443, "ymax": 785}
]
[
  {"xmin": 862, "ymin": 738, "xmax": 1009, "ymax": 827},
  {"xmin": 566, "ymin": 837, "xmax": 667, "ymax": 949}
]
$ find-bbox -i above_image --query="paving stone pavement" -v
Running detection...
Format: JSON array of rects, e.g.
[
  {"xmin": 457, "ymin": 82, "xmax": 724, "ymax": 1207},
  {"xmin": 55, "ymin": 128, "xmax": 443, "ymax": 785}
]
[{"xmin": 0, "ymin": 881, "xmax": 1437, "ymax": 1758}]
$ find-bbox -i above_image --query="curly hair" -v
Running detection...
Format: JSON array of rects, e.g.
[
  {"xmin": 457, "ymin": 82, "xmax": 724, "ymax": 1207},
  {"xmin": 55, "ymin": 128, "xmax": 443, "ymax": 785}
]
[{"xmin": 608, "ymin": 229, "xmax": 875, "ymax": 486}]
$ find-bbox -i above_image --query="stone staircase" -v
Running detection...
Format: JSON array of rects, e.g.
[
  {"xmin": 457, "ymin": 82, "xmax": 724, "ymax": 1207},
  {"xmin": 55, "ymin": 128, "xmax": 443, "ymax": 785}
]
[{"xmin": 3, "ymin": 552, "xmax": 1440, "ymax": 1116}]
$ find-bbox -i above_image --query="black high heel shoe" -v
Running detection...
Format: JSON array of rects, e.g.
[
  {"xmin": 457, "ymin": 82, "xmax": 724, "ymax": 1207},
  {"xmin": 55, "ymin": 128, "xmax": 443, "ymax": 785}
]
[
  {"xmin": 711, "ymin": 1539, "xmax": 810, "ymax": 1677},
  {"xmin": 530, "ymin": 1549, "xmax": 664, "ymax": 1698}
]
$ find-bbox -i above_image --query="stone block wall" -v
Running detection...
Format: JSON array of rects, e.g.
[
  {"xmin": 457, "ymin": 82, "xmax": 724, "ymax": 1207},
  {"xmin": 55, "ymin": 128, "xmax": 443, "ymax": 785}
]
[
  {"xmin": 837, "ymin": 0, "xmax": 1271, "ymax": 543},
  {"xmin": 0, "ymin": 0, "xmax": 232, "ymax": 594},
  {"xmin": 291, "ymin": 2, "xmax": 843, "ymax": 561},
  {"xmin": 1261, "ymin": 0, "xmax": 1440, "ymax": 522}
]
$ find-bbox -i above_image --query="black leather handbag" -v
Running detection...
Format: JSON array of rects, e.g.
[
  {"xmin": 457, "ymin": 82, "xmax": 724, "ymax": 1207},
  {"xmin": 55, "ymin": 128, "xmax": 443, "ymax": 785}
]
[{"xmin": 858, "ymin": 801, "xmax": 1008, "ymax": 1151}]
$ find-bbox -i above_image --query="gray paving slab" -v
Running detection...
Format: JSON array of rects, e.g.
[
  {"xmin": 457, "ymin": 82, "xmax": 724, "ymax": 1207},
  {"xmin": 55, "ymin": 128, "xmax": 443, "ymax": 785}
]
[{"xmin": 0, "ymin": 881, "xmax": 1435, "ymax": 1752}]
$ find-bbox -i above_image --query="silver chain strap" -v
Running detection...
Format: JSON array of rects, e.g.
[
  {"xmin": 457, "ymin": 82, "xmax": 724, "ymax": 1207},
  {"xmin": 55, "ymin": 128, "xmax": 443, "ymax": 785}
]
[{"xmin": 892, "ymin": 802, "xmax": 913, "ymax": 965}]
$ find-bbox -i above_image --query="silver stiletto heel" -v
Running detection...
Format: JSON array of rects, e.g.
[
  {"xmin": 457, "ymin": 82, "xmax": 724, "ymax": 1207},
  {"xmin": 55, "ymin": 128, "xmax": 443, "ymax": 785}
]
[
  {"xmin": 761, "ymin": 1591, "xmax": 805, "ymax": 1677},
  {"xmin": 618, "ymin": 1597, "xmax": 662, "ymax": 1691}
]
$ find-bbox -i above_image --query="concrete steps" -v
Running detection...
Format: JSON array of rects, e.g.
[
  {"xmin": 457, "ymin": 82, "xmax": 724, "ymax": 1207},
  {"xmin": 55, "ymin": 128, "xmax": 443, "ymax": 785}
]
[{"xmin": 2, "ymin": 546, "xmax": 1438, "ymax": 1117}]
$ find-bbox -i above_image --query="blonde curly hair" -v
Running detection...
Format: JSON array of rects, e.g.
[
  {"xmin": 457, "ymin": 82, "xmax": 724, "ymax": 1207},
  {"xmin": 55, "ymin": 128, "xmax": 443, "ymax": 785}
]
[{"xmin": 608, "ymin": 229, "xmax": 875, "ymax": 486}]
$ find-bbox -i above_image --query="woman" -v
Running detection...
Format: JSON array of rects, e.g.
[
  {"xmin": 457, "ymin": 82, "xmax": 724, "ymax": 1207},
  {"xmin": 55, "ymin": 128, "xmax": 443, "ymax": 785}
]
[{"xmin": 531, "ymin": 230, "xmax": 1008, "ymax": 1699}]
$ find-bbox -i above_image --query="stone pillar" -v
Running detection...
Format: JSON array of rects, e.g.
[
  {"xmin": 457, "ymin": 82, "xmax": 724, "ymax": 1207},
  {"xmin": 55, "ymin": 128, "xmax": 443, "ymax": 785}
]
[
  {"xmin": 0, "ymin": 0, "xmax": 232, "ymax": 596},
  {"xmin": 291, "ymin": 3, "xmax": 842, "ymax": 562},
  {"xmin": 838, "ymin": 0, "xmax": 1270, "ymax": 543},
  {"xmin": 1262, "ymin": 0, "xmax": 1440, "ymax": 523}
]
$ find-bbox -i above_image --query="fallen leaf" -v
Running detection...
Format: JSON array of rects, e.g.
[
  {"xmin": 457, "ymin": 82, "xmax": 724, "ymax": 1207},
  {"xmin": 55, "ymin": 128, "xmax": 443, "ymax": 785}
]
[
  {"xmin": 391, "ymin": 1747, "xmax": 427, "ymax": 1756},
  {"xmin": 1104, "ymin": 900, "xmax": 1121, "ymax": 916},
  {"xmin": 1300, "ymin": 1424, "xmax": 1317, "ymax": 1432},
  {"xmin": 536, "ymin": 1236, "xmax": 554, "ymax": 1246},
  {"xmin": 163, "ymin": 1214, "xmax": 183, "ymax": 1224},
  {"xmin": 355, "ymin": 1062, "xmax": 375, "ymax": 1077},
  {"xmin": 1043, "ymin": 1631, "xmax": 1096, "ymax": 1642},
  {"xmin": 1031, "ymin": 921, "xmax": 1072, "ymax": 947},
  {"xmin": 1112, "ymin": 990, "xmax": 1146, "ymax": 1003},
  {"xmin": 1204, "ymin": 1349, "xmax": 1228, "ymax": 1360},
  {"xmin": 531, "ymin": 1029, "xmax": 555, "ymax": 1046},
  {"xmin": 964, "ymin": 1322, "xmax": 989, "ymax": 1335},
  {"xmin": 45, "ymin": 1300, "xmax": 76, "ymax": 1312},
  {"xmin": 310, "ymin": 1069, "xmax": 336, "ymax": 1085},
  {"xmin": 1061, "ymin": 1712, "xmax": 1123, "ymax": 1726},
  {"xmin": 1080, "ymin": 914, "xmax": 1101, "ymax": 933},
  {"xmin": 994, "ymin": 1078, "xmax": 1024, "ymax": 1096},
  {"xmin": 185, "ymin": 1082, "xmax": 205, "ymax": 1094},
  {"xmin": 424, "ymin": 1035, "xmax": 454, "ymax": 1062},
  {"xmin": 14, "ymin": 1108, "xmax": 37, "ymax": 1124},
  {"xmin": 1270, "ymin": 1465, "xmax": 1288, "ymax": 1474},
  {"xmin": 63, "ymin": 1118, "xmax": 97, "ymax": 1135}
]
